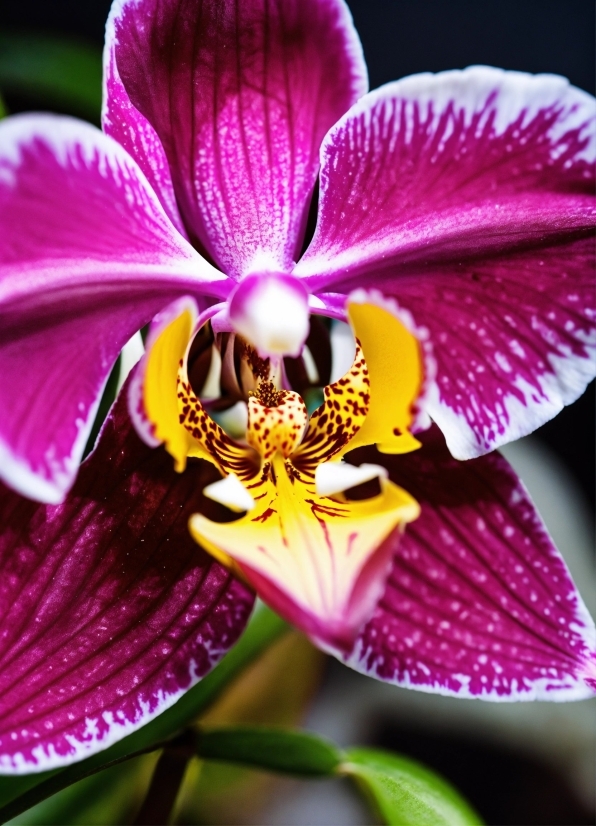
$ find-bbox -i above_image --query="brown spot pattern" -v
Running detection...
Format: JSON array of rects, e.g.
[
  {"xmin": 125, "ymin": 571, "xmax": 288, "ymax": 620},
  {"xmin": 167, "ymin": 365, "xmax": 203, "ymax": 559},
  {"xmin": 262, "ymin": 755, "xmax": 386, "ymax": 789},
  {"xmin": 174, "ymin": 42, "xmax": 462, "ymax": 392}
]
[
  {"xmin": 292, "ymin": 339, "xmax": 370, "ymax": 477},
  {"xmin": 177, "ymin": 365, "xmax": 258, "ymax": 482},
  {"xmin": 240, "ymin": 341, "xmax": 270, "ymax": 381},
  {"xmin": 177, "ymin": 336, "xmax": 373, "ymax": 536},
  {"xmin": 247, "ymin": 386, "xmax": 308, "ymax": 461}
]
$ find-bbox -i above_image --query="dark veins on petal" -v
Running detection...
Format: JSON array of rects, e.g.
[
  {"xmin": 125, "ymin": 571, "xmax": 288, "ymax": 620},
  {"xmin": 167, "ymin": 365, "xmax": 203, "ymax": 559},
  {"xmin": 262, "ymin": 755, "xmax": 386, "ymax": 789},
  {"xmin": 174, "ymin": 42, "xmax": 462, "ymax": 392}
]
[
  {"xmin": 0, "ymin": 379, "xmax": 254, "ymax": 770},
  {"xmin": 114, "ymin": 0, "xmax": 364, "ymax": 276},
  {"xmin": 348, "ymin": 428, "xmax": 594, "ymax": 698}
]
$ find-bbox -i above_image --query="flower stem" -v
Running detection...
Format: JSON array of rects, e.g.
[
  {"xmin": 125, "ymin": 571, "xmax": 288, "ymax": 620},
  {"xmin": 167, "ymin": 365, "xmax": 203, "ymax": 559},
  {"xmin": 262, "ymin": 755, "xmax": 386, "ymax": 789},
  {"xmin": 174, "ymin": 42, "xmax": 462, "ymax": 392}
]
[{"xmin": 133, "ymin": 730, "xmax": 197, "ymax": 826}]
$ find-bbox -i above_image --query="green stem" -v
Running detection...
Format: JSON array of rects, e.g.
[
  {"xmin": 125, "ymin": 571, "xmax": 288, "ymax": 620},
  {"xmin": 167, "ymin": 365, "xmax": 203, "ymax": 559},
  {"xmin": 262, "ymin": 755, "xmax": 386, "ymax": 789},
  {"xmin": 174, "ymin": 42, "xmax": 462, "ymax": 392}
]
[{"xmin": 132, "ymin": 731, "xmax": 197, "ymax": 826}]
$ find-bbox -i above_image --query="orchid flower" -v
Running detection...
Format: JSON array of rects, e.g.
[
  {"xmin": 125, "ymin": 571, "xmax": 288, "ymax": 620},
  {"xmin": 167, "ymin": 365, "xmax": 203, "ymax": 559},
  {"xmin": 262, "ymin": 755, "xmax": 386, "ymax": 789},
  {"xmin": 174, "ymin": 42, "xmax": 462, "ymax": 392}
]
[{"xmin": 0, "ymin": 0, "xmax": 595, "ymax": 774}]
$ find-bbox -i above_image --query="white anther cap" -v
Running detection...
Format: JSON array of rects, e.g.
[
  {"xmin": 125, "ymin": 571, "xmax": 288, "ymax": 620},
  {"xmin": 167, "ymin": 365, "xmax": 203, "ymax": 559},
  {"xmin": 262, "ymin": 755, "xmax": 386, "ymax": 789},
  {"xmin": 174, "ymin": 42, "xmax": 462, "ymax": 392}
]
[{"xmin": 229, "ymin": 272, "xmax": 310, "ymax": 358}]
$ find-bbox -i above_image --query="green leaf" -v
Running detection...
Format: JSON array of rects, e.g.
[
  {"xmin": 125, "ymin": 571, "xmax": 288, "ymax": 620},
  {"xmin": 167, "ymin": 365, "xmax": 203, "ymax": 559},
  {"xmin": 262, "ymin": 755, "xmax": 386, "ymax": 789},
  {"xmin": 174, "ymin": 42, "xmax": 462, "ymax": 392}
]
[
  {"xmin": 342, "ymin": 748, "xmax": 483, "ymax": 826},
  {"xmin": 83, "ymin": 356, "xmax": 121, "ymax": 459},
  {"xmin": 7, "ymin": 755, "xmax": 155, "ymax": 826},
  {"xmin": 197, "ymin": 726, "xmax": 341, "ymax": 777},
  {"xmin": 0, "ymin": 33, "xmax": 102, "ymax": 121},
  {"xmin": 0, "ymin": 92, "xmax": 7, "ymax": 119},
  {"xmin": 0, "ymin": 604, "xmax": 288, "ymax": 822}
]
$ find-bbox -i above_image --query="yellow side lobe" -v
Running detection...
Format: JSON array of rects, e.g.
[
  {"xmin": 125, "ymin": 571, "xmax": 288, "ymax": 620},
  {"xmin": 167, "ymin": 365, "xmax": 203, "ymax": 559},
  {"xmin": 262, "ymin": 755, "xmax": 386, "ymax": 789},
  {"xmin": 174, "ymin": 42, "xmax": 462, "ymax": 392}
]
[
  {"xmin": 189, "ymin": 455, "xmax": 419, "ymax": 628},
  {"xmin": 177, "ymin": 368, "xmax": 259, "ymax": 480},
  {"xmin": 143, "ymin": 304, "xmax": 258, "ymax": 479},
  {"xmin": 143, "ymin": 305, "xmax": 196, "ymax": 472},
  {"xmin": 292, "ymin": 340, "xmax": 370, "ymax": 475},
  {"xmin": 344, "ymin": 300, "xmax": 424, "ymax": 454}
]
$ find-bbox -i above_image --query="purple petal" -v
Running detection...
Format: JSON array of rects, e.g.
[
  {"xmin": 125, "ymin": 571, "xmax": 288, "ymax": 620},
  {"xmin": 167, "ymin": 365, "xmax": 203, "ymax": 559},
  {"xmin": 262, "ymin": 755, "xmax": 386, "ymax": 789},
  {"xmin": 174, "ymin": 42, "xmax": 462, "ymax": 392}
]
[
  {"xmin": 298, "ymin": 67, "xmax": 595, "ymax": 283},
  {"xmin": 102, "ymin": 47, "xmax": 188, "ymax": 238},
  {"xmin": 109, "ymin": 0, "xmax": 367, "ymax": 278},
  {"xmin": 358, "ymin": 238, "xmax": 595, "ymax": 459},
  {"xmin": 344, "ymin": 431, "xmax": 596, "ymax": 701},
  {"xmin": 0, "ymin": 383, "xmax": 254, "ymax": 772},
  {"xmin": 0, "ymin": 114, "xmax": 229, "ymax": 503},
  {"xmin": 295, "ymin": 67, "xmax": 595, "ymax": 456}
]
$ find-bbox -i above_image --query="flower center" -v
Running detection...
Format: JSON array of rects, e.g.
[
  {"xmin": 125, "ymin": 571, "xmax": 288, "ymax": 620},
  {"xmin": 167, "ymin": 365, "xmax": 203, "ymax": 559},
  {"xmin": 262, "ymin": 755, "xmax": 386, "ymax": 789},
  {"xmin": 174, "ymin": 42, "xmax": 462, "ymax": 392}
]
[
  {"xmin": 249, "ymin": 379, "xmax": 284, "ymax": 408},
  {"xmin": 247, "ymin": 381, "xmax": 308, "ymax": 461}
]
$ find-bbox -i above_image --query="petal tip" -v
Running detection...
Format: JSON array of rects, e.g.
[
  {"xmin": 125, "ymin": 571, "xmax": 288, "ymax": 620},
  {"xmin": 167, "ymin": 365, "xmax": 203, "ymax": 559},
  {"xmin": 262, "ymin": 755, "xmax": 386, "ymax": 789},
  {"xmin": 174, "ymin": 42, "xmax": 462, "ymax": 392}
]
[
  {"xmin": 203, "ymin": 473, "xmax": 256, "ymax": 513},
  {"xmin": 315, "ymin": 461, "xmax": 388, "ymax": 497}
]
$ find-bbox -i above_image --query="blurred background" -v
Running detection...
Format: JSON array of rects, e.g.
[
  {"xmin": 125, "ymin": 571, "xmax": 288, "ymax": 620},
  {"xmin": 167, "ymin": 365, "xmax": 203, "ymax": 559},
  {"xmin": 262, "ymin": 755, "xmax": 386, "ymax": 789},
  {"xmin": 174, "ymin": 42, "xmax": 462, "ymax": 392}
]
[{"xmin": 0, "ymin": 1, "xmax": 594, "ymax": 824}]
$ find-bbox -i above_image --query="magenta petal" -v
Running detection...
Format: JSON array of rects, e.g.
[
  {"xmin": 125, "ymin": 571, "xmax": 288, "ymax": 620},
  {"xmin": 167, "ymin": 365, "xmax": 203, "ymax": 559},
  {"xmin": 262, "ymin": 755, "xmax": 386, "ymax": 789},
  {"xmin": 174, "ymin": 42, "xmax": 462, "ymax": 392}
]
[
  {"xmin": 296, "ymin": 67, "xmax": 596, "ymax": 456},
  {"xmin": 0, "ymin": 114, "xmax": 228, "ymax": 503},
  {"xmin": 344, "ymin": 432, "xmax": 596, "ymax": 700},
  {"xmin": 102, "ymin": 47, "xmax": 188, "ymax": 238},
  {"xmin": 0, "ymin": 384, "xmax": 254, "ymax": 772},
  {"xmin": 298, "ymin": 67, "xmax": 595, "ymax": 283},
  {"xmin": 345, "ymin": 238, "xmax": 595, "ymax": 458},
  {"xmin": 110, "ymin": 0, "xmax": 367, "ymax": 277}
]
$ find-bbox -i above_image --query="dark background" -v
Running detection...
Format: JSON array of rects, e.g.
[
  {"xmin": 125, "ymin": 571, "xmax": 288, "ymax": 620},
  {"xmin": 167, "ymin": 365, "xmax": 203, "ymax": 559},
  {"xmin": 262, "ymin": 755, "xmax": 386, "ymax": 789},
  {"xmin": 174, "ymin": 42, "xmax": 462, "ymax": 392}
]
[{"xmin": 1, "ymin": 0, "xmax": 595, "ymax": 94}]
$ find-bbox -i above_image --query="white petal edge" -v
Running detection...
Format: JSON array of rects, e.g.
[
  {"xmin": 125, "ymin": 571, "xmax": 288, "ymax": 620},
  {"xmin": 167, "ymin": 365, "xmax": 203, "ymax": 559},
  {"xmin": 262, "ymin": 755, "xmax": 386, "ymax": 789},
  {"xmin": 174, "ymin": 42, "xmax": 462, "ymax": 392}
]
[
  {"xmin": 429, "ymin": 335, "xmax": 596, "ymax": 460},
  {"xmin": 343, "ymin": 643, "xmax": 596, "ymax": 702},
  {"xmin": 116, "ymin": 331, "xmax": 145, "ymax": 394},
  {"xmin": 295, "ymin": 65, "xmax": 596, "ymax": 279}
]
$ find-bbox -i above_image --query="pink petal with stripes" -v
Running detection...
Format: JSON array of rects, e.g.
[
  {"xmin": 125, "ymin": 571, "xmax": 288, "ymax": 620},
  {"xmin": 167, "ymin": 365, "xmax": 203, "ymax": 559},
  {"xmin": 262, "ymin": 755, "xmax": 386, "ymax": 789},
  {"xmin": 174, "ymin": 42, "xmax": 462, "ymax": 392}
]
[
  {"xmin": 102, "ymin": 46, "xmax": 188, "ymax": 238},
  {"xmin": 0, "ymin": 384, "xmax": 254, "ymax": 772},
  {"xmin": 0, "ymin": 114, "xmax": 228, "ymax": 503},
  {"xmin": 295, "ymin": 67, "xmax": 595, "ymax": 456},
  {"xmin": 337, "ymin": 238, "xmax": 595, "ymax": 459},
  {"xmin": 344, "ymin": 432, "xmax": 596, "ymax": 700},
  {"xmin": 110, "ymin": 0, "xmax": 367, "ymax": 277}
]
